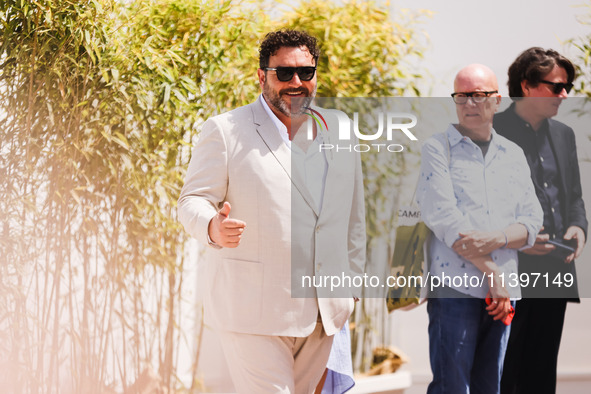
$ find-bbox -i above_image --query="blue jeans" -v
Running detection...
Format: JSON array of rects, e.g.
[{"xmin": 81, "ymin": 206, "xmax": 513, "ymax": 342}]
[{"xmin": 427, "ymin": 293, "xmax": 514, "ymax": 394}]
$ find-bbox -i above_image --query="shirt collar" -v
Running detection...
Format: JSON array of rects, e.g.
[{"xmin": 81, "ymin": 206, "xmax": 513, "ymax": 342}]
[
  {"xmin": 506, "ymin": 102, "xmax": 549, "ymax": 132},
  {"xmin": 259, "ymin": 95, "xmax": 327, "ymax": 148},
  {"xmin": 446, "ymin": 123, "xmax": 502, "ymax": 150},
  {"xmin": 445, "ymin": 124, "xmax": 464, "ymax": 147},
  {"xmin": 259, "ymin": 95, "xmax": 291, "ymax": 147}
]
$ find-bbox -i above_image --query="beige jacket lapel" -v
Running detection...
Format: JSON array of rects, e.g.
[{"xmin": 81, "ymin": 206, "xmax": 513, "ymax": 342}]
[{"xmin": 251, "ymin": 99, "xmax": 320, "ymax": 217}]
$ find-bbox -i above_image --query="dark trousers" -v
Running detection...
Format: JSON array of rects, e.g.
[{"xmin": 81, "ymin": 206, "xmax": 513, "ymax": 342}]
[{"xmin": 500, "ymin": 298, "xmax": 567, "ymax": 394}]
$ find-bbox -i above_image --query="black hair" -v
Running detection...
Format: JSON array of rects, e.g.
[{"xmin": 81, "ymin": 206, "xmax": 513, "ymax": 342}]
[
  {"xmin": 259, "ymin": 29, "xmax": 320, "ymax": 69},
  {"xmin": 507, "ymin": 47, "xmax": 575, "ymax": 98}
]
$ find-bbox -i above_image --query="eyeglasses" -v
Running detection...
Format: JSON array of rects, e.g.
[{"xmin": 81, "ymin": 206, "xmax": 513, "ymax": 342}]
[
  {"xmin": 264, "ymin": 66, "xmax": 317, "ymax": 82},
  {"xmin": 539, "ymin": 80, "xmax": 573, "ymax": 94},
  {"xmin": 451, "ymin": 91, "xmax": 498, "ymax": 104}
]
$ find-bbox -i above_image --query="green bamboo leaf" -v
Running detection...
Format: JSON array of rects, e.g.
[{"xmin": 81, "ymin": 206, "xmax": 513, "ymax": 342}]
[
  {"xmin": 111, "ymin": 68, "xmax": 119, "ymax": 83},
  {"xmin": 163, "ymin": 83, "xmax": 171, "ymax": 104}
]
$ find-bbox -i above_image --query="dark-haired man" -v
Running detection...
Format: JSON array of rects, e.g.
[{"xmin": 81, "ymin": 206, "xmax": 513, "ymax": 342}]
[
  {"xmin": 178, "ymin": 29, "xmax": 365, "ymax": 393},
  {"xmin": 495, "ymin": 47, "xmax": 588, "ymax": 394}
]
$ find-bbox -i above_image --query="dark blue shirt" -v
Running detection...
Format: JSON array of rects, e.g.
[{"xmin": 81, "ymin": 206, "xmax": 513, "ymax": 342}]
[{"xmin": 494, "ymin": 104, "xmax": 564, "ymax": 239}]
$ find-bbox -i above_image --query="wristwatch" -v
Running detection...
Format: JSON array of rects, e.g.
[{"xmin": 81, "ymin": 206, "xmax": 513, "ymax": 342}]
[{"xmin": 207, "ymin": 233, "xmax": 222, "ymax": 249}]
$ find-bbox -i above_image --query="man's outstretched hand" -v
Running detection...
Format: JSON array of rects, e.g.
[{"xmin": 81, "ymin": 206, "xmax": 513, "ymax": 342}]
[{"xmin": 208, "ymin": 202, "xmax": 246, "ymax": 248}]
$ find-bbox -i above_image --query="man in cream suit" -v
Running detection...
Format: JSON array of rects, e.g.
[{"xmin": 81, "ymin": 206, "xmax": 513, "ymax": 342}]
[{"xmin": 178, "ymin": 29, "xmax": 366, "ymax": 393}]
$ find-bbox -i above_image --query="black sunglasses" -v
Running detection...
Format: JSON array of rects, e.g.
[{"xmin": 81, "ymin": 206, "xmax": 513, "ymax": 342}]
[
  {"xmin": 265, "ymin": 66, "xmax": 316, "ymax": 82},
  {"xmin": 539, "ymin": 80, "xmax": 573, "ymax": 94}
]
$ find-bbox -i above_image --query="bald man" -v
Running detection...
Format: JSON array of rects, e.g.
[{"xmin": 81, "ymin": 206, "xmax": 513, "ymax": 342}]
[{"xmin": 417, "ymin": 64, "xmax": 543, "ymax": 394}]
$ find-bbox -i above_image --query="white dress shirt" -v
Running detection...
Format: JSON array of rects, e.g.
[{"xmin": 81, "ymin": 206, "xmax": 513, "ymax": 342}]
[{"xmin": 260, "ymin": 95, "xmax": 328, "ymax": 212}]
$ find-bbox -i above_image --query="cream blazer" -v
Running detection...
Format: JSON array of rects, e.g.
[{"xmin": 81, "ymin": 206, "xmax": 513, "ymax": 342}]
[{"xmin": 178, "ymin": 98, "xmax": 366, "ymax": 337}]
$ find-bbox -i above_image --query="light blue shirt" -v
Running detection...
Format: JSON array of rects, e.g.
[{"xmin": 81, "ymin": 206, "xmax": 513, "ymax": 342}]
[
  {"xmin": 322, "ymin": 322, "xmax": 355, "ymax": 394},
  {"xmin": 417, "ymin": 124, "xmax": 543, "ymax": 299}
]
